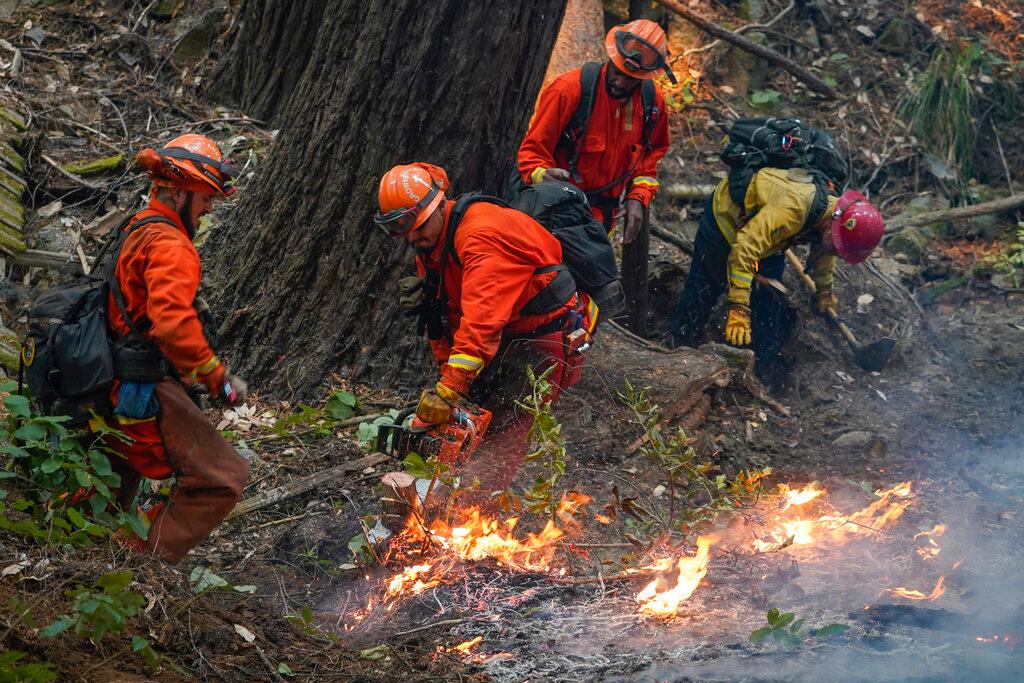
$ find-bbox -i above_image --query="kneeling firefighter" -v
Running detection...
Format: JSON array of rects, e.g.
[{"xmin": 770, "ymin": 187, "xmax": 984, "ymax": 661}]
[
  {"xmin": 96, "ymin": 134, "xmax": 249, "ymax": 563},
  {"xmin": 376, "ymin": 163, "xmax": 596, "ymax": 489}
]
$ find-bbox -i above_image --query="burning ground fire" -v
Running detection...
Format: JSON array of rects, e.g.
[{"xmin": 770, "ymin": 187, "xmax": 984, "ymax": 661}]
[
  {"xmin": 344, "ymin": 478, "xmax": 951, "ymax": 636},
  {"xmin": 751, "ymin": 481, "xmax": 915, "ymax": 552}
]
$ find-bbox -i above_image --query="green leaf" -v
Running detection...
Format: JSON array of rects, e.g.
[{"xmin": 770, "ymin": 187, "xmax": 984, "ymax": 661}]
[
  {"xmin": 3, "ymin": 394, "xmax": 30, "ymax": 418},
  {"xmin": 233, "ymin": 585, "xmax": 257, "ymax": 593},
  {"xmin": 96, "ymin": 569, "xmax": 134, "ymax": 594},
  {"xmin": 89, "ymin": 451, "xmax": 112, "ymax": 477},
  {"xmin": 14, "ymin": 422, "xmax": 46, "ymax": 442},
  {"xmin": 325, "ymin": 391, "xmax": 357, "ymax": 420},
  {"xmin": 119, "ymin": 512, "xmax": 150, "ymax": 541},
  {"xmin": 766, "ymin": 608, "xmax": 780, "ymax": 626},
  {"xmin": 750, "ymin": 88, "xmax": 781, "ymax": 107},
  {"xmin": 39, "ymin": 616, "xmax": 72, "ymax": 638},
  {"xmin": 0, "ymin": 470, "xmax": 16, "ymax": 480},
  {"xmin": 773, "ymin": 628, "xmax": 796, "ymax": 647},
  {"xmin": 750, "ymin": 626, "xmax": 773, "ymax": 645},
  {"xmin": 2, "ymin": 444, "xmax": 30, "ymax": 459},
  {"xmin": 773, "ymin": 612, "xmax": 796, "ymax": 629},
  {"xmin": 189, "ymin": 566, "xmax": 229, "ymax": 593},
  {"xmin": 131, "ymin": 635, "xmax": 149, "ymax": 652},
  {"xmin": 74, "ymin": 469, "xmax": 92, "ymax": 488},
  {"xmin": 66, "ymin": 507, "xmax": 87, "ymax": 530},
  {"xmin": 829, "ymin": 52, "xmax": 849, "ymax": 62},
  {"xmin": 278, "ymin": 662, "xmax": 294, "ymax": 676},
  {"xmin": 813, "ymin": 623, "xmax": 850, "ymax": 638},
  {"xmin": 402, "ymin": 453, "xmax": 429, "ymax": 479},
  {"xmin": 790, "ymin": 618, "xmax": 805, "ymax": 634}
]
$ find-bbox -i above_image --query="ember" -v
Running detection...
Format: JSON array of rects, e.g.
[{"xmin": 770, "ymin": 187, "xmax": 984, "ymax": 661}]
[{"xmin": 636, "ymin": 535, "xmax": 717, "ymax": 618}]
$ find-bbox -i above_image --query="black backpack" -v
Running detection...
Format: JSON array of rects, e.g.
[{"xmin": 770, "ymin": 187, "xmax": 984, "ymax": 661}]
[
  {"xmin": 720, "ymin": 117, "xmax": 848, "ymax": 228},
  {"xmin": 507, "ymin": 181, "xmax": 623, "ymax": 320},
  {"xmin": 22, "ymin": 215, "xmax": 172, "ymax": 427},
  {"xmin": 559, "ymin": 62, "xmax": 659, "ymax": 197}
]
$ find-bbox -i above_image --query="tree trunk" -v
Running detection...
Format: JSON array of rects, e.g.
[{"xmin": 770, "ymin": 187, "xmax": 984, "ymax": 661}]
[
  {"xmin": 203, "ymin": 0, "xmax": 568, "ymax": 399},
  {"xmin": 208, "ymin": 1, "xmax": 328, "ymax": 125}
]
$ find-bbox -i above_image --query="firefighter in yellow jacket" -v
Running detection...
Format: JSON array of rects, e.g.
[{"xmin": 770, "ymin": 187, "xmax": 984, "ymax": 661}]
[{"xmin": 667, "ymin": 167, "xmax": 884, "ymax": 371}]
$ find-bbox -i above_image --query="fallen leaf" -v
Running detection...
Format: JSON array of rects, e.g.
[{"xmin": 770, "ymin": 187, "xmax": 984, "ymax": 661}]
[
  {"xmin": 855, "ymin": 25, "xmax": 875, "ymax": 38},
  {"xmin": 875, "ymin": 389, "xmax": 888, "ymax": 402},
  {"xmin": 233, "ymin": 624, "xmax": 256, "ymax": 643},
  {"xmin": 2, "ymin": 560, "xmax": 30, "ymax": 576}
]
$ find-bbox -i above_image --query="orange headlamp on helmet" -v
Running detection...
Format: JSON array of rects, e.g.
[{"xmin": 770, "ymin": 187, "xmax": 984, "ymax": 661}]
[
  {"xmin": 374, "ymin": 163, "xmax": 448, "ymax": 237},
  {"xmin": 605, "ymin": 19, "xmax": 676, "ymax": 84},
  {"xmin": 137, "ymin": 133, "xmax": 237, "ymax": 197}
]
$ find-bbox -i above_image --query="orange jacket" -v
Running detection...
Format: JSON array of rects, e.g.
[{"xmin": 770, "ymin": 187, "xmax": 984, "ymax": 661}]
[
  {"xmin": 517, "ymin": 63, "xmax": 670, "ymax": 208},
  {"xmin": 108, "ymin": 200, "xmax": 225, "ymax": 391},
  {"xmin": 416, "ymin": 200, "xmax": 581, "ymax": 394}
]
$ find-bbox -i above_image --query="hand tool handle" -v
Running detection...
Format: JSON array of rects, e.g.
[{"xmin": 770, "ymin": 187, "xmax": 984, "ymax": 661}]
[{"xmin": 783, "ymin": 249, "xmax": 858, "ymax": 345}]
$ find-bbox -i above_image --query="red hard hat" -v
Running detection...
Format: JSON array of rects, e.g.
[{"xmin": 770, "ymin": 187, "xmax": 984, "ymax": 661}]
[
  {"xmin": 830, "ymin": 191, "xmax": 884, "ymax": 264},
  {"xmin": 375, "ymin": 163, "xmax": 449, "ymax": 236},
  {"xmin": 136, "ymin": 134, "xmax": 236, "ymax": 196}
]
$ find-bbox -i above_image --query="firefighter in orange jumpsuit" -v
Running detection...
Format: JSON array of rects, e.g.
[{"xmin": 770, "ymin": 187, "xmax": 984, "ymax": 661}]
[
  {"xmin": 375, "ymin": 163, "xmax": 596, "ymax": 486},
  {"xmin": 517, "ymin": 19, "xmax": 672, "ymax": 242},
  {"xmin": 94, "ymin": 134, "xmax": 249, "ymax": 563}
]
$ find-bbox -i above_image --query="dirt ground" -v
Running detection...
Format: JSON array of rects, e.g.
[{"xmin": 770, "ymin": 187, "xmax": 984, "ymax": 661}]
[{"xmin": 0, "ymin": 0, "xmax": 1022, "ymax": 681}]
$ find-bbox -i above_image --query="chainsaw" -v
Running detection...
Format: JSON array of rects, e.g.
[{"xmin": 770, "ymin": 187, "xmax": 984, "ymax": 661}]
[{"xmin": 376, "ymin": 403, "xmax": 493, "ymax": 466}]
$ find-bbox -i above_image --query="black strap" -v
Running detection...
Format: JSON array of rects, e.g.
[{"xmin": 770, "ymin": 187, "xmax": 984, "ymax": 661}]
[
  {"xmin": 106, "ymin": 215, "xmax": 177, "ymax": 346},
  {"xmin": 561, "ymin": 63, "xmax": 659, "ymax": 200}
]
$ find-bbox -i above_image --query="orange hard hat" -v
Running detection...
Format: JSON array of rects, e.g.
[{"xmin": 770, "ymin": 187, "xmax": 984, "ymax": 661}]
[
  {"xmin": 374, "ymin": 163, "xmax": 449, "ymax": 236},
  {"xmin": 136, "ymin": 133, "xmax": 236, "ymax": 196},
  {"xmin": 605, "ymin": 19, "xmax": 676, "ymax": 84}
]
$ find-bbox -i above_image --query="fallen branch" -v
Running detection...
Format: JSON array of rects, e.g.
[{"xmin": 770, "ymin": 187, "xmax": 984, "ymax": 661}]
[
  {"xmin": 40, "ymin": 154, "xmax": 104, "ymax": 191},
  {"xmin": 650, "ymin": 223, "xmax": 694, "ymax": 256},
  {"xmin": 607, "ymin": 320, "xmax": 670, "ymax": 353},
  {"xmin": 662, "ymin": 183, "xmax": 716, "ymax": 203},
  {"xmin": 654, "ymin": 0, "xmax": 837, "ymax": 98},
  {"xmin": 227, "ymin": 452, "xmax": 389, "ymax": 519},
  {"xmin": 682, "ymin": 0, "xmax": 796, "ymax": 57},
  {"xmin": 12, "ymin": 248, "xmax": 84, "ymax": 274},
  {"xmin": 887, "ymin": 192, "xmax": 1024, "ymax": 232}
]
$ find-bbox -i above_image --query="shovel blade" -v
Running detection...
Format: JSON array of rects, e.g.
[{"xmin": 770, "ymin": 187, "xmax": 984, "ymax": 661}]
[{"xmin": 853, "ymin": 337, "xmax": 897, "ymax": 372}]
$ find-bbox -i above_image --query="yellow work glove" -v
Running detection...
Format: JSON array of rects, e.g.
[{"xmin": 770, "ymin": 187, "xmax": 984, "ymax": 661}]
[
  {"xmin": 816, "ymin": 290, "xmax": 838, "ymax": 315},
  {"xmin": 724, "ymin": 306, "xmax": 752, "ymax": 347},
  {"xmin": 414, "ymin": 382, "xmax": 460, "ymax": 425}
]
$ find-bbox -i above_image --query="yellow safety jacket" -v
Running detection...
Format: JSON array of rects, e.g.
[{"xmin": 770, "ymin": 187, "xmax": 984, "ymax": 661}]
[{"xmin": 712, "ymin": 167, "xmax": 839, "ymax": 308}]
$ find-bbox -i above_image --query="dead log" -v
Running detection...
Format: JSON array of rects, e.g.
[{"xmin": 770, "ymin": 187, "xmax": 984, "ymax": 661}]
[
  {"xmin": 227, "ymin": 452, "xmax": 389, "ymax": 519},
  {"xmin": 650, "ymin": 223, "xmax": 694, "ymax": 256},
  {"xmin": 887, "ymin": 192, "xmax": 1024, "ymax": 232},
  {"xmin": 12, "ymin": 249, "xmax": 84, "ymax": 274},
  {"xmin": 654, "ymin": 0, "xmax": 838, "ymax": 98},
  {"xmin": 662, "ymin": 183, "xmax": 716, "ymax": 202}
]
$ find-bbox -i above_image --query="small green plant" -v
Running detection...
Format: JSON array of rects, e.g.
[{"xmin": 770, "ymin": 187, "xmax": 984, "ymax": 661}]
[
  {"xmin": 617, "ymin": 381, "xmax": 768, "ymax": 533},
  {"xmin": 750, "ymin": 607, "xmax": 850, "ymax": 648},
  {"xmin": 516, "ymin": 365, "xmax": 567, "ymax": 521},
  {"xmin": 984, "ymin": 222, "xmax": 1024, "ymax": 288},
  {"xmin": 750, "ymin": 88, "xmax": 781, "ymax": 110},
  {"xmin": 41, "ymin": 570, "xmax": 145, "ymax": 642},
  {"xmin": 0, "ymin": 381, "xmax": 147, "ymax": 547},
  {"xmin": 900, "ymin": 42, "xmax": 984, "ymax": 179},
  {"xmin": 285, "ymin": 605, "xmax": 339, "ymax": 643},
  {"xmin": 356, "ymin": 409, "xmax": 401, "ymax": 449},
  {"xmin": 325, "ymin": 390, "xmax": 359, "ymax": 420},
  {"xmin": 188, "ymin": 566, "xmax": 256, "ymax": 594},
  {"xmin": 0, "ymin": 650, "xmax": 56, "ymax": 682}
]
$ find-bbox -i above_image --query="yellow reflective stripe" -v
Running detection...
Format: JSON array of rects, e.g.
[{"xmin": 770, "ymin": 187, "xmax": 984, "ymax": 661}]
[
  {"xmin": 114, "ymin": 415, "xmax": 158, "ymax": 426},
  {"xmin": 529, "ymin": 167, "xmax": 546, "ymax": 185},
  {"xmin": 729, "ymin": 270, "xmax": 753, "ymax": 287},
  {"xmin": 632, "ymin": 176, "xmax": 660, "ymax": 188},
  {"xmin": 447, "ymin": 353, "xmax": 484, "ymax": 373},
  {"xmin": 586, "ymin": 297, "xmax": 599, "ymax": 333},
  {"xmin": 190, "ymin": 355, "xmax": 221, "ymax": 379}
]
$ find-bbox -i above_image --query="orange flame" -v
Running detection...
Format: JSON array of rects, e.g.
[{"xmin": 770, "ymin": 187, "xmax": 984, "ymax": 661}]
[
  {"xmin": 636, "ymin": 535, "xmax": 717, "ymax": 618},
  {"xmin": 454, "ymin": 636, "xmax": 483, "ymax": 654},
  {"xmin": 753, "ymin": 481, "xmax": 915, "ymax": 552},
  {"xmin": 916, "ymin": 538, "xmax": 941, "ymax": 560},
  {"xmin": 913, "ymin": 523, "xmax": 946, "ymax": 540},
  {"xmin": 882, "ymin": 575, "xmax": 946, "ymax": 601}
]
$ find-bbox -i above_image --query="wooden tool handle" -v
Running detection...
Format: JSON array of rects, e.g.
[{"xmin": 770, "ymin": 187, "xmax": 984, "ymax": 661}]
[{"xmin": 783, "ymin": 249, "xmax": 857, "ymax": 345}]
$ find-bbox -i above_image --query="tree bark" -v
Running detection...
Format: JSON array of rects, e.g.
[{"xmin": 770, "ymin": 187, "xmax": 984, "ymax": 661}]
[
  {"xmin": 203, "ymin": 0, "xmax": 568, "ymax": 399},
  {"xmin": 208, "ymin": 1, "xmax": 329, "ymax": 126}
]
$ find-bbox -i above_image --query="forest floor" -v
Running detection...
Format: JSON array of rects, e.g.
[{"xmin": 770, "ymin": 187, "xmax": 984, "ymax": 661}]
[{"xmin": 1, "ymin": 1, "xmax": 1023, "ymax": 681}]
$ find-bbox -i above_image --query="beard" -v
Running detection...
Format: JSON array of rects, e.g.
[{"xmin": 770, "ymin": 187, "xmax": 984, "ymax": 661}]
[{"xmin": 179, "ymin": 193, "xmax": 197, "ymax": 239}]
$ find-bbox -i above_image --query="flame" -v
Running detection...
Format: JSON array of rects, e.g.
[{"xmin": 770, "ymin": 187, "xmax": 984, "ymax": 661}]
[
  {"xmin": 636, "ymin": 535, "xmax": 717, "ymax": 618},
  {"xmin": 384, "ymin": 563, "xmax": 441, "ymax": 601},
  {"xmin": 752, "ymin": 481, "xmax": 915, "ymax": 552},
  {"xmin": 916, "ymin": 538, "xmax": 941, "ymax": 560},
  {"xmin": 595, "ymin": 514, "xmax": 612, "ymax": 525},
  {"xmin": 913, "ymin": 523, "xmax": 946, "ymax": 540},
  {"xmin": 454, "ymin": 636, "xmax": 483, "ymax": 655},
  {"xmin": 882, "ymin": 575, "xmax": 946, "ymax": 601},
  {"xmin": 780, "ymin": 482, "xmax": 825, "ymax": 510}
]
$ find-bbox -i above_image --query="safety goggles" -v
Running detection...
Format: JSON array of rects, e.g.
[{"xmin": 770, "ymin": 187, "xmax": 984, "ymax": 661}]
[
  {"xmin": 615, "ymin": 30, "xmax": 677, "ymax": 84},
  {"xmin": 156, "ymin": 146, "xmax": 238, "ymax": 197},
  {"xmin": 373, "ymin": 184, "xmax": 439, "ymax": 237}
]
